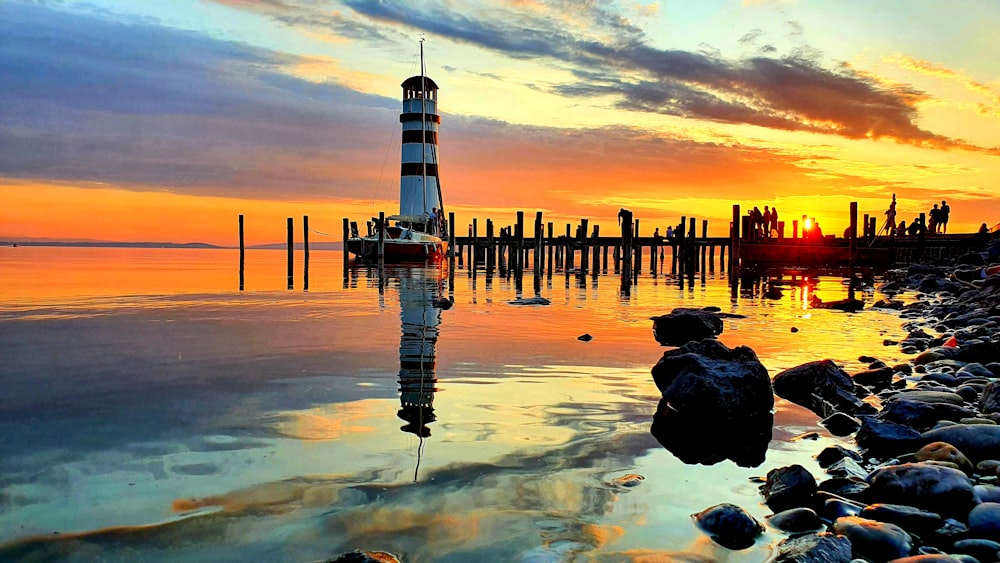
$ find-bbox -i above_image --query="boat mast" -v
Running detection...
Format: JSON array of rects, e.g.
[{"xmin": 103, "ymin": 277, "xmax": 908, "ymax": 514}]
[{"xmin": 420, "ymin": 38, "xmax": 428, "ymax": 226}]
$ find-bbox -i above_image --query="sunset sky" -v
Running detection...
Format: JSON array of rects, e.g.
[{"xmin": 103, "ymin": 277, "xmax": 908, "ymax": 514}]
[{"xmin": 2, "ymin": 0, "xmax": 999, "ymax": 245}]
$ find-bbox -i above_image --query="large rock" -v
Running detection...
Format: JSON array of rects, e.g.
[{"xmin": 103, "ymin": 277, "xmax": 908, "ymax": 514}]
[
  {"xmin": 650, "ymin": 339, "xmax": 773, "ymax": 419},
  {"xmin": 921, "ymin": 424, "xmax": 1000, "ymax": 463},
  {"xmin": 650, "ymin": 401, "xmax": 772, "ymax": 467},
  {"xmin": 866, "ymin": 463, "xmax": 976, "ymax": 518},
  {"xmin": 692, "ymin": 503, "xmax": 764, "ymax": 550},
  {"xmin": 651, "ymin": 308, "xmax": 724, "ymax": 346},
  {"xmin": 772, "ymin": 359, "xmax": 867, "ymax": 416},
  {"xmin": 773, "ymin": 533, "xmax": 853, "ymax": 563}
]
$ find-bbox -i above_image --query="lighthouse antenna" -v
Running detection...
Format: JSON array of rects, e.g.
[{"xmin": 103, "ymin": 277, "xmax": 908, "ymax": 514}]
[{"xmin": 419, "ymin": 39, "xmax": 428, "ymax": 221}]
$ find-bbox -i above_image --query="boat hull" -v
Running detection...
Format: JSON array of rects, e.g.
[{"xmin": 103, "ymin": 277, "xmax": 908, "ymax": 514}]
[{"xmin": 347, "ymin": 237, "xmax": 448, "ymax": 263}]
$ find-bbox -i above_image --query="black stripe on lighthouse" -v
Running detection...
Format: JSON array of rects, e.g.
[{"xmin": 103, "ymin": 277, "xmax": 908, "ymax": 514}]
[
  {"xmin": 400, "ymin": 163, "xmax": 439, "ymax": 177},
  {"xmin": 399, "ymin": 112, "xmax": 441, "ymax": 124},
  {"xmin": 401, "ymin": 130, "xmax": 438, "ymax": 144}
]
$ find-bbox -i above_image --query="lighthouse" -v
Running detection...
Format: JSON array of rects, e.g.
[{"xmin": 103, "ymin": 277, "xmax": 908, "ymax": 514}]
[{"xmin": 398, "ymin": 67, "xmax": 442, "ymax": 224}]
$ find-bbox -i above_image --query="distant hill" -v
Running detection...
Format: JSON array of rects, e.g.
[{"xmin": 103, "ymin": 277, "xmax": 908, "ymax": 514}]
[
  {"xmin": 247, "ymin": 242, "xmax": 344, "ymax": 250},
  {"xmin": 1, "ymin": 240, "xmax": 224, "ymax": 249},
  {"xmin": 1, "ymin": 239, "xmax": 345, "ymax": 250}
]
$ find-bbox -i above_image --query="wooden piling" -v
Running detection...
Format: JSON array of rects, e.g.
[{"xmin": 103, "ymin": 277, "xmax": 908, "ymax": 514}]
[
  {"xmin": 534, "ymin": 212, "xmax": 543, "ymax": 276},
  {"xmin": 565, "ymin": 223, "xmax": 573, "ymax": 272},
  {"xmin": 849, "ymin": 202, "xmax": 858, "ymax": 281},
  {"xmin": 472, "ymin": 218, "xmax": 479, "ymax": 274},
  {"xmin": 547, "ymin": 222, "xmax": 554, "ymax": 278},
  {"xmin": 701, "ymin": 219, "xmax": 708, "ymax": 274},
  {"xmin": 448, "ymin": 211, "xmax": 456, "ymax": 257},
  {"xmin": 303, "ymin": 215, "xmax": 309, "ymax": 291},
  {"xmin": 486, "ymin": 219, "xmax": 495, "ymax": 273},
  {"xmin": 620, "ymin": 209, "xmax": 633, "ymax": 291},
  {"xmin": 580, "ymin": 218, "xmax": 590, "ymax": 275},
  {"xmin": 633, "ymin": 219, "xmax": 642, "ymax": 278},
  {"xmin": 342, "ymin": 217, "xmax": 349, "ymax": 274},
  {"xmin": 516, "ymin": 211, "xmax": 525, "ymax": 274},
  {"xmin": 731, "ymin": 205, "xmax": 741, "ymax": 296},
  {"xmin": 592, "ymin": 225, "xmax": 600, "ymax": 278},
  {"xmin": 286, "ymin": 217, "xmax": 294, "ymax": 289},
  {"xmin": 239, "ymin": 214, "xmax": 245, "ymax": 291},
  {"xmin": 376, "ymin": 212, "xmax": 385, "ymax": 262}
]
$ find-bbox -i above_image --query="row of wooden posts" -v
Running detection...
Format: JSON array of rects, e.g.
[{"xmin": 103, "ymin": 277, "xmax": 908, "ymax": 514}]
[
  {"xmin": 239, "ymin": 203, "xmax": 975, "ymax": 291},
  {"xmin": 340, "ymin": 210, "xmax": 730, "ymax": 280}
]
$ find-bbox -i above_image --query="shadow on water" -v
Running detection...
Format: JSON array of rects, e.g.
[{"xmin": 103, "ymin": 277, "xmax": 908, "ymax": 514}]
[{"xmin": 650, "ymin": 400, "xmax": 774, "ymax": 468}]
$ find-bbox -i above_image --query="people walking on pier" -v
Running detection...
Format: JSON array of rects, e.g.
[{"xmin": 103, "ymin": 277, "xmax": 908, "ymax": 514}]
[
  {"xmin": 940, "ymin": 200, "xmax": 950, "ymax": 233},
  {"xmin": 762, "ymin": 206, "xmax": 772, "ymax": 238},
  {"xmin": 666, "ymin": 225, "xmax": 673, "ymax": 239},
  {"xmin": 769, "ymin": 206, "xmax": 779, "ymax": 237},
  {"xmin": 749, "ymin": 206, "xmax": 764, "ymax": 239},
  {"xmin": 928, "ymin": 204, "xmax": 940, "ymax": 235}
]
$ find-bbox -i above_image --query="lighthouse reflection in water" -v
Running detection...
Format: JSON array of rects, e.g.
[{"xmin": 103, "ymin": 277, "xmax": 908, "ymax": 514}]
[{"xmin": 392, "ymin": 266, "xmax": 448, "ymax": 440}]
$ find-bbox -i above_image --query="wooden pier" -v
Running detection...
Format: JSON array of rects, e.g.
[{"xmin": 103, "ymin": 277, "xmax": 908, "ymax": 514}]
[{"xmin": 323, "ymin": 201, "xmax": 993, "ymax": 292}]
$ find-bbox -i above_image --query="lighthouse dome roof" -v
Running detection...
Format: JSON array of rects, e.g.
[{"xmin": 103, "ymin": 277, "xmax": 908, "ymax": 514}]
[{"xmin": 401, "ymin": 75, "xmax": 439, "ymax": 90}]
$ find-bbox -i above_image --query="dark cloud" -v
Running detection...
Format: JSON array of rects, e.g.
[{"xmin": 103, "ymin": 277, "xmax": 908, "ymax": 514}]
[
  {"xmin": 340, "ymin": 0, "xmax": 985, "ymax": 151},
  {"xmin": 0, "ymin": 2, "xmax": 399, "ymax": 198}
]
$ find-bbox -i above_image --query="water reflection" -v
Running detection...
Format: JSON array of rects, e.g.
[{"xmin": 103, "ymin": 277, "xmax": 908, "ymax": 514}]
[
  {"xmin": 650, "ymin": 400, "xmax": 774, "ymax": 468},
  {"xmin": 394, "ymin": 267, "xmax": 446, "ymax": 439}
]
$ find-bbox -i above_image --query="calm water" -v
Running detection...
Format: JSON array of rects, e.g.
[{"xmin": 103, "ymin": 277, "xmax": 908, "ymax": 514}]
[{"xmin": 0, "ymin": 247, "xmax": 910, "ymax": 562}]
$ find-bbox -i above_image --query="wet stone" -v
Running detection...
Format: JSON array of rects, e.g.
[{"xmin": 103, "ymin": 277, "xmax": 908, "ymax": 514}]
[
  {"xmin": 977, "ymin": 460, "xmax": 1000, "ymax": 475},
  {"xmin": 818, "ymin": 477, "xmax": 869, "ymax": 500},
  {"xmin": 821, "ymin": 498, "xmax": 865, "ymax": 521},
  {"xmin": 773, "ymin": 359, "xmax": 867, "ymax": 417},
  {"xmin": 853, "ymin": 366, "xmax": 895, "ymax": 391},
  {"xmin": 651, "ymin": 308, "xmax": 724, "ymax": 346},
  {"xmin": 967, "ymin": 502, "xmax": 1000, "ymax": 541},
  {"xmin": 821, "ymin": 412, "xmax": 863, "ymax": 436},
  {"xmin": 767, "ymin": 507, "xmax": 823, "ymax": 533},
  {"xmin": 650, "ymin": 339, "xmax": 773, "ymax": 420},
  {"xmin": 952, "ymin": 538, "xmax": 1000, "ymax": 562},
  {"xmin": 692, "ymin": 502, "xmax": 764, "ymax": 550},
  {"xmin": 860, "ymin": 503, "xmax": 944, "ymax": 536},
  {"xmin": 889, "ymin": 390, "xmax": 967, "ymax": 406},
  {"xmin": 773, "ymin": 532, "xmax": 853, "ymax": 563},
  {"xmin": 825, "ymin": 457, "xmax": 869, "ymax": 480},
  {"xmin": 915, "ymin": 442, "xmax": 974, "ymax": 475},
  {"xmin": 890, "ymin": 555, "xmax": 971, "ymax": 562},
  {"xmin": 921, "ymin": 424, "xmax": 1000, "ymax": 464},
  {"xmin": 817, "ymin": 445, "xmax": 864, "ymax": 469},
  {"xmin": 832, "ymin": 516, "xmax": 913, "ymax": 562},
  {"xmin": 866, "ymin": 463, "xmax": 976, "ymax": 518},
  {"xmin": 856, "ymin": 417, "xmax": 924, "ymax": 458},
  {"xmin": 326, "ymin": 550, "xmax": 402, "ymax": 563},
  {"xmin": 760, "ymin": 464, "xmax": 818, "ymax": 512},
  {"xmin": 981, "ymin": 382, "xmax": 1000, "ymax": 414}
]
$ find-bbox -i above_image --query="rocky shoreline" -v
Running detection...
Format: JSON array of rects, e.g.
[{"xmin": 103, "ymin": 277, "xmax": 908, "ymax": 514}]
[{"xmin": 651, "ymin": 242, "xmax": 1000, "ymax": 562}]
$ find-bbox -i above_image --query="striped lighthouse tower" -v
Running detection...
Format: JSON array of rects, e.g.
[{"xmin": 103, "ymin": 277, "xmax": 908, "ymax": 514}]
[{"xmin": 398, "ymin": 43, "xmax": 442, "ymax": 226}]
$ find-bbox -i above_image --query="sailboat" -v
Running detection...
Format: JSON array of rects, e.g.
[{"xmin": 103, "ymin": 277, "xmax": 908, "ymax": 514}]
[{"xmin": 347, "ymin": 40, "xmax": 448, "ymax": 262}]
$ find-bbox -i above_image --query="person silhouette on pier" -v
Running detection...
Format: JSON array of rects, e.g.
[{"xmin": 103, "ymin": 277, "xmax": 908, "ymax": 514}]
[
  {"xmin": 940, "ymin": 200, "xmax": 950, "ymax": 234},
  {"xmin": 884, "ymin": 194, "xmax": 897, "ymax": 235}
]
